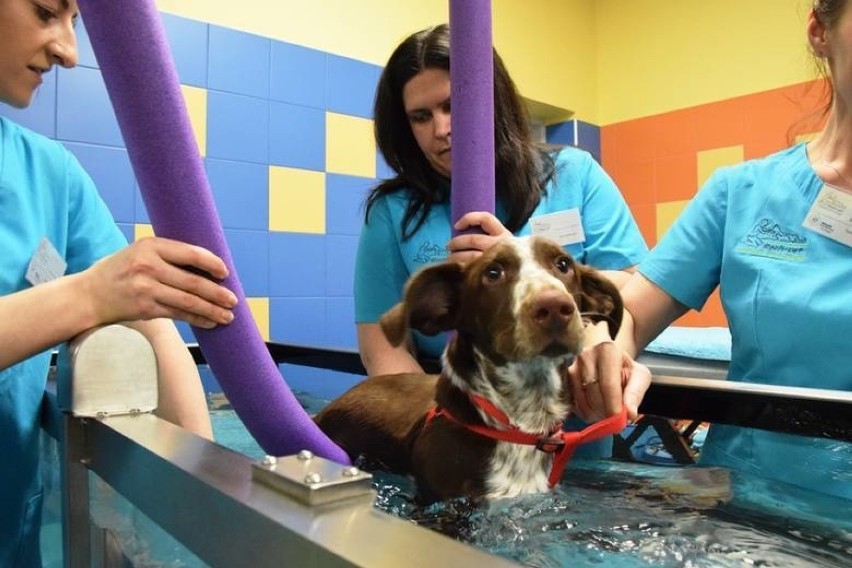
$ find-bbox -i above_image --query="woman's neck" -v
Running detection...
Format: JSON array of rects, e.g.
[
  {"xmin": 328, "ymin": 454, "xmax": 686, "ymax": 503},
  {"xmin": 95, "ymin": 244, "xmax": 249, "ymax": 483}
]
[{"xmin": 807, "ymin": 107, "xmax": 852, "ymax": 187}]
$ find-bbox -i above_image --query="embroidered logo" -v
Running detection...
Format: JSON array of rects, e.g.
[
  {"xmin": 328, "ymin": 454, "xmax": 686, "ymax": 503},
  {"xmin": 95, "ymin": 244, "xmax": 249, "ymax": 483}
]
[
  {"xmin": 413, "ymin": 241, "xmax": 448, "ymax": 265},
  {"xmin": 735, "ymin": 218, "xmax": 807, "ymax": 262}
]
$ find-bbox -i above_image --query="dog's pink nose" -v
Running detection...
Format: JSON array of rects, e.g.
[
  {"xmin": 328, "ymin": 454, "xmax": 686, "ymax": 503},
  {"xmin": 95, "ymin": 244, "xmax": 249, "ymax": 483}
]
[{"xmin": 530, "ymin": 291, "xmax": 575, "ymax": 329}]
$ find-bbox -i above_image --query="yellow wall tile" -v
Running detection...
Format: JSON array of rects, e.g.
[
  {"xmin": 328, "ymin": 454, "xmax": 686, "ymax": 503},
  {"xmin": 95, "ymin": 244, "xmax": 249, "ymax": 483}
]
[
  {"xmin": 134, "ymin": 224, "xmax": 156, "ymax": 240},
  {"xmin": 326, "ymin": 112, "xmax": 376, "ymax": 178},
  {"xmin": 696, "ymin": 145, "xmax": 744, "ymax": 188},
  {"xmin": 656, "ymin": 200, "xmax": 690, "ymax": 241},
  {"xmin": 268, "ymin": 166, "xmax": 326, "ymax": 233},
  {"xmin": 180, "ymin": 84, "xmax": 208, "ymax": 157},
  {"xmin": 246, "ymin": 297, "xmax": 270, "ymax": 341}
]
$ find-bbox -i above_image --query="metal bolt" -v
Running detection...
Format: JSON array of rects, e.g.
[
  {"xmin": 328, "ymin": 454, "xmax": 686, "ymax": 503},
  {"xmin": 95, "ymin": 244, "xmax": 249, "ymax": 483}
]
[
  {"xmin": 304, "ymin": 472, "xmax": 323, "ymax": 485},
  {"xmin": 261, "ymin": 455, "xmax": 277, "ymax": 467},
  {"xmin": 297, "ymin": 450, "xmax": 314, "ymax": 461},
  {"xmin": 341, "ymin": 466, "xmax": 360, "ymax": 478}
]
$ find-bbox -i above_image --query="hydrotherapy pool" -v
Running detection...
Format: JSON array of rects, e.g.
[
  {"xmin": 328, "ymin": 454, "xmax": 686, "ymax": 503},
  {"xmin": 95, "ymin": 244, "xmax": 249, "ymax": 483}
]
[
  {"xmin": 218, "ymin": 407, "xmax": 852, "ymax": 567},
  {"xmin": 42, "ymin": 391, "xmax": 851, "ymax": 568},
  {"xmin": 41, "ymin": 331, "xmax": 852, "ymax": 567}
]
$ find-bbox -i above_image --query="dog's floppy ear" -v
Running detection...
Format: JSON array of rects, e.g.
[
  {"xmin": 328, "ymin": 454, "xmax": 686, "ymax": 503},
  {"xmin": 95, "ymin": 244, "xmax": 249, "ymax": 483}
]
[
  {"xmin": 576, "ymin": 266, "xmax": 624, "ymax": 338},
  {"xmin": 379, "ymin": 262, "xmax": 465, "ymax": 346}
]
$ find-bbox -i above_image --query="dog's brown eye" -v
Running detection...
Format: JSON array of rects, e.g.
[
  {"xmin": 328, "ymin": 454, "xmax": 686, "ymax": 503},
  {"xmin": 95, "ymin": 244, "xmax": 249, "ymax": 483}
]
[
  {"xmin": 555, "ymin": 256, "xmax": 572, "ymax": 274},
  {"xmin": 483, "ymin": 263, "xmax": 504, "ymax": 283}
]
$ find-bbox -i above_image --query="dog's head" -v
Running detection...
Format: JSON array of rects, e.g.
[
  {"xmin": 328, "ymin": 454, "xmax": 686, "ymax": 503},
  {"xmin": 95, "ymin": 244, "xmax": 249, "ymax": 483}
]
[{"xmin": 380, "ymin": 236, "xmax": 623, "ymax": 364}]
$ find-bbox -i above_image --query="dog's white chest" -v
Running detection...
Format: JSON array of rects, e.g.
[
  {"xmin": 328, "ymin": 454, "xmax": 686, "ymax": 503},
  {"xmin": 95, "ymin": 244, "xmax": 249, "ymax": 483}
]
[{"xmin": 485, "ymin": 443, "xmax": 552, "ymax": 498}]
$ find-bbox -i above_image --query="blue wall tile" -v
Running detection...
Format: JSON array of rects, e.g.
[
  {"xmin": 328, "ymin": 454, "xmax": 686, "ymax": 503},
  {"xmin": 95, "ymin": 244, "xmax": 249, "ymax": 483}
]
[
  {"xmin": 134, "ymin": 184, "xmax": 150, "ymax": 224},
  {"xmin": 326, "ymin": 296, "xmax": 357, "ymax": 349},
  {"xmin": 65, "ymin": 142, "xmax": 136, "ymax": 223},
  {"xmin": 269, "ymin": 232, "xmax": 326, "ymax": 297},
  {"xmin": 376, "ymin": 152, "xmax": 394, "ymax": 180},
  {"xmin": 547, "ymin": 119, "xmax": 601, "ymax": 162},
  {"xmin": 325, "ymin": 235, "xmax": 357, "ymax": 297},
  {"xmin": 208, "ymin": 25, "xmax": 270, "ymax": 99},
  {"xmin": 207, "ymin": 158, "xmax": 269, "ymax": 230},
  {"xmin": 174, "ymin": 321, "xmax": 198, "ymax": 344},
  {"xmin": 56, "ymin": 67, "xmax": 123, "ymax": 147},
  {"xmin": 270, "ymin": 297, "xmax": 326, "ymax": 346},
  {"xmin": 270, "ymin": 41, "xmax": 326, "ymax": 109},
  {"xmin": 577, "ymin": 120, "xmax": 602, "ymax": 162},
  {"xmin": 75, "ymin": 18, "xmax": 97, "ymax": 69},
  {"xmin": 207, "ymin": 91, "xmax": 269, "ymax": 163},
  {"xmin": 325, "ymin": 174, "xmax": 371, "ymax": 236},
  {"xmin": 224, "ymin": 229, "xmax": 269, "ymax": 296},
  {"xmin": 161, "ymin": 13, "xmax": 209, "ymax": 88},
  {"xmin": 326, "ymin": 55, "xmax": 380, "ymax": 119},
  {"xmin": 116, "ymin": 223, "xmax": 134, "ymax": 244},
  {"xmin": 0, "ymin": 70, "xmax": 57, "ymax": 138},
  {"xmin": 546, "ymin": 120, "xmax": 575, "ymax": 146},
  {"xmin": 269, "ymin": 102, "xmax": 325, "ymax": 171}
]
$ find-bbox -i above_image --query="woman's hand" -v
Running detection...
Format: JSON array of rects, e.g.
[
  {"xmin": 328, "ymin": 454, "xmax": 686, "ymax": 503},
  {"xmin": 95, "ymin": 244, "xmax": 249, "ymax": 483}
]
[
  {"xmin": 567, "ymin": 335, "xmax": 651, "ymax": 424},
  {"xmin": 81, "ymin": 237, "xmax": 238, "ymax": 329},
  {"xmin": 447, "ymin": 211, "xmax": 512, "ymax": 264}
]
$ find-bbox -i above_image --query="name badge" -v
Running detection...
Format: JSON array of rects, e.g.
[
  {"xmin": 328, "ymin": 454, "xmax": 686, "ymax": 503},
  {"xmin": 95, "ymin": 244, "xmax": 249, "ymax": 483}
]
[
  {"xmin": 530, "ymin": 209, "xmax": 585, "ymax": 246},
  {"xmin": 25, "ymin": 237, "xmax": 67, "ymax": 286},
  {"xmin": 802, "ymin": 184, "xmax": 852, "ymax": 248}
]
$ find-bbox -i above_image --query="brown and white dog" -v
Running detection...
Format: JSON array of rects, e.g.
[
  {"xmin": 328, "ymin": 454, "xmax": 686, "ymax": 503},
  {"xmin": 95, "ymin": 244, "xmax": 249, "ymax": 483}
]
[{"xmin": 315, "ymin": 236, "xmax": 624, "ymax": 503}]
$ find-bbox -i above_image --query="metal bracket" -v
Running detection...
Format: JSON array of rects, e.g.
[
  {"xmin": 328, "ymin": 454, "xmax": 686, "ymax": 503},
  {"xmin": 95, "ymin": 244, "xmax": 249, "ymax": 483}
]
[
  {"xmin": 252, "ymin": 450, "xmax": 374, "ymax": 506},
  {"xmin": 56, "ymin": 324, "xmax": 158, "ymax": 417}
]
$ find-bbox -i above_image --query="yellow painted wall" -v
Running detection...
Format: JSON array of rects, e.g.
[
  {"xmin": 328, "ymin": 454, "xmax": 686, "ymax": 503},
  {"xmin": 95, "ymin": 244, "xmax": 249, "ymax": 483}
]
[
  {"xmin": 156, "ymin": 1, "xmax": 821, "ymax": 125},
  {"xmin": 155, "ymin": 0, "xmax": 594, "ymax": 123},
  {"xmin": 595, "ymin": 0, "xmax": 817, "ymax": 124},
  {"xmin": 155, "ymin": 0, "xmax": 447, "ymax": 66},
  {"xmin": 494, "ymin": 0, "xmax": 597, "ymax": 122}
]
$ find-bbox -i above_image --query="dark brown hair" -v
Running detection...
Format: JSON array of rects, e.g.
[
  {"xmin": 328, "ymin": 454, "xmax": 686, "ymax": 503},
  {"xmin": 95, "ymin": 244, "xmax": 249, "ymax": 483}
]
[{"xmin": 366, "ymin": 24, "xmax": 555, "ymax": 239}]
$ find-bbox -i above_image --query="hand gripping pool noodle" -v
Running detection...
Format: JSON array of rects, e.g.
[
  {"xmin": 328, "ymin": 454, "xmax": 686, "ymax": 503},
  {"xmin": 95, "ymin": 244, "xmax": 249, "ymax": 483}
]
[
  {"xmin": 449, "ymin": 0, "xmax": 496, "ymax": 236},
  {"xmin": 77, "ymin": 0, "xmax": 350, "ymax": 464}
]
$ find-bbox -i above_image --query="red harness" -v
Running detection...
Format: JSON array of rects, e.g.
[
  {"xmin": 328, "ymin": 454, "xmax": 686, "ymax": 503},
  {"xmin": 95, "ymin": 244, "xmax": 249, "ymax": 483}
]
[{"xmin": 426, "ymin": 393, "xmax": 628, "ymax": 488}]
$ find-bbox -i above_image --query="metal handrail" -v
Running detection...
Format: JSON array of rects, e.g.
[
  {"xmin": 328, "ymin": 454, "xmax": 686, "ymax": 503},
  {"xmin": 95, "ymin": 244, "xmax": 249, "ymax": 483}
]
[
  {"xmin": 48, "ymin": 330, "xmax": 519, "ymax": 567},
  {"xmin": 188, "ymin": 342, "xmax": 852, "ymax": 442},
  {"xmin": 47, "ymin": 338, "xmax": 851, "ymax": 567}
]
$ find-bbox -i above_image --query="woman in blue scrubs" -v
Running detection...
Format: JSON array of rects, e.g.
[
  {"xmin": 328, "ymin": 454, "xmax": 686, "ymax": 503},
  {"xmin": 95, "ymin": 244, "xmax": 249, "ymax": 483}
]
[
  {"xmin": 583, "ymin": 0, "xmax": 852, "ymax": 500},
  {"xmin": 355, "ymin": 24, "xmax": 647, "ymax": 379},
  {"xmin": 0, "ymin": 1, "xmax": 237, "ymax": 564}
]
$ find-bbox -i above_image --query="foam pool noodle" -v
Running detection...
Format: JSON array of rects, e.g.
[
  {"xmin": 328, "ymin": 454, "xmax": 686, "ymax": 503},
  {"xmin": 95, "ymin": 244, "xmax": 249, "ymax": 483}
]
[{"xmin": 77, "ymin": 0, "xmax": 350, "ymax": 464}]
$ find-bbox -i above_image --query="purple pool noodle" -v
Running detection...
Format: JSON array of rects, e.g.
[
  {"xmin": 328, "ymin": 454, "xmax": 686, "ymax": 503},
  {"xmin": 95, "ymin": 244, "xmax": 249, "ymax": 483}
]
[
  {"xmin": 77, "ymin": 0, "xmax": 349, "ymax": 463},
  {"xmin": 449, "ymin": 0, "xmax": 496, "ymax": 236}
]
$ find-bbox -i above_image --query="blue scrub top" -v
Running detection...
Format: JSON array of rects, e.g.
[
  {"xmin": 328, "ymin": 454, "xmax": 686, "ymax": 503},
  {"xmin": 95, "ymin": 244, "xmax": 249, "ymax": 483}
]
[
  {"xmin": 356, "ymin": 146, "xmax": 648, "ymax": 358},
  {"xmin": 639, "ymin": 142, "xmax": 852, "ymax": 499},
  {"xmin": 0, "ymin": 116, "xmax": 127, "ymax": 566}
]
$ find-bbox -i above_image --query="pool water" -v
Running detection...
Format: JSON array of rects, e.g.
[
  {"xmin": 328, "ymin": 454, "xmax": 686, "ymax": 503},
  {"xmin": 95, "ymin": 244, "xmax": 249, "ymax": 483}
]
[
  {"xmin": 40, "ymin": 397, "xmax": 850, "ymax": 567},
  {"xmin": 211, "ymin": 405, "xmax": 852, "ymax": 568}
]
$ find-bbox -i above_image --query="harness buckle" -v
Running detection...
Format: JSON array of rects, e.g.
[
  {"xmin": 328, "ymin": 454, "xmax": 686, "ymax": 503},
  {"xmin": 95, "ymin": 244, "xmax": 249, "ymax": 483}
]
[{"xmin": 535, "ymin": 436, "xmax": 565, "ymax": 453}]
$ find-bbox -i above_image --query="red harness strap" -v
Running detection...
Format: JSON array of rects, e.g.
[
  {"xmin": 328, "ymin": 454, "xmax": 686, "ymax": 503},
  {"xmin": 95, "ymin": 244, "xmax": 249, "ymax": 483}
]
[{"xmin": 426, "ymin": 394, "xmax": 628, "ymax": 487}]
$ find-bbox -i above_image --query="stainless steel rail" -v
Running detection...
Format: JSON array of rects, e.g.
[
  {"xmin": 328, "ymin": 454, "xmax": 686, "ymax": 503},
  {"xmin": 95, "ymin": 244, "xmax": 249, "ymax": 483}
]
[
  {"xmin": 47, "ymin": 333, "xmax": 851, "ymax": 566},
  {"xmin": 188, "ymin": 342, "xmax": 852, "ymax": 442},
  {"xmin": 82, "ymin": 412, "xmax": 516, "ymax": 567},
  {"xmin": 49, "ymin": 328, "xmax": 518, "ymax": 567},
  {"xmin": 641, "ymin": 374, "xmax": 852, "ymax": 442}
]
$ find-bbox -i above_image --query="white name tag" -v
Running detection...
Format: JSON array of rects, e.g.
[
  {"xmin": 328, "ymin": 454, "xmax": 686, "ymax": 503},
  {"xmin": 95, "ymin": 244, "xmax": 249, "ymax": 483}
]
[
  {"xmin": 802, "ymin": 184, "xmax": 852, "ymax": 248},
  {"xmin": 530, "ymin": 209, "xmax": 585, "ymax": 246},
  {"xmin": 25, "ymin": 237, "xmax": 67, "ymax": 286}
]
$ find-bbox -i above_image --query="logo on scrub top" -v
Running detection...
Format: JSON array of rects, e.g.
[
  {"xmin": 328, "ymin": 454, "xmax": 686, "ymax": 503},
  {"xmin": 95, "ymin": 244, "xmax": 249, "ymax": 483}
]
[
  {"xmin": 413, "ymin": 241, "xmax": 448, "ymax": 265},
  {"xmin": 735, "ymin": 218, "xmax": 808, "ymax": 262}
]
